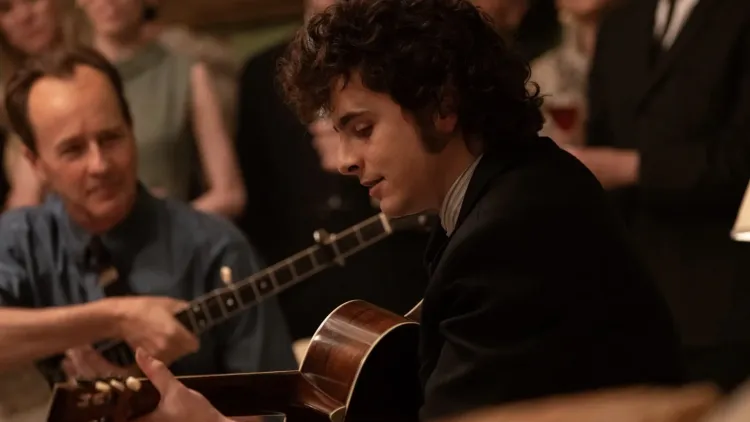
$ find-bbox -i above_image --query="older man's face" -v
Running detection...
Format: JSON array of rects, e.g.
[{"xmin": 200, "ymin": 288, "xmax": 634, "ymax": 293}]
[{"xmin": 472, "ymin": 0, "xmax": 529, "ymax": 32}]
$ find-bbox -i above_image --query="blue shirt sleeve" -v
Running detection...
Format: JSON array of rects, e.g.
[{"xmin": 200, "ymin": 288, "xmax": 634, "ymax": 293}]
[
  {"xmin": 208, "ymin": 238, "xmax": 298, "ymax": 373},
  {"xmin": 0, "ymin": 214, "xmax": 31, "ymax": 307}
]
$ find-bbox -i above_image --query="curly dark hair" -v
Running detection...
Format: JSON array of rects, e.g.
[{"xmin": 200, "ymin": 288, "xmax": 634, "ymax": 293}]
[{"xmin": 277, "ymin": 0, "xmax": 544, "ymax": 152}]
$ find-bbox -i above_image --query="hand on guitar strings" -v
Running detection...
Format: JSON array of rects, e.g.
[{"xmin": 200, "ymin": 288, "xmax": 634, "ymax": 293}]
[
  {"xmin": 131, "ymin": 347, "xmax": 232, "ymax": 422},
  {"xmin": 62, "ymin": 345, "xmax": 139, "ymax": 381},
  {"xmin": 113, "ymin": 296, "xmax": 200, "ymax": 365}
]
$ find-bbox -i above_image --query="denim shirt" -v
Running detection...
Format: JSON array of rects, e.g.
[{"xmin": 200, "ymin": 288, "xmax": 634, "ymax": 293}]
[{"xmin": 0, "ymin": 184, "xmax": 297, "ymax": 375}]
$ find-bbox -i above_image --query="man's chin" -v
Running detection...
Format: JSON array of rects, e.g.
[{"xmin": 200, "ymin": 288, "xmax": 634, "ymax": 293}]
[
  {"xmin": 378, "ymin": 197, "xmax": 421, "ymax": 219},
  {"xmin": 87, "ymin": 194, "xmax": 131, "ymax": 219}
]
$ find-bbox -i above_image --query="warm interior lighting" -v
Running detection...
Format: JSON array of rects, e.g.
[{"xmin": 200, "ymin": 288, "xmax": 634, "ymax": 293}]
[{"xmin": 731, "ymin": 181, "xmax": 750, "ymax": 242}]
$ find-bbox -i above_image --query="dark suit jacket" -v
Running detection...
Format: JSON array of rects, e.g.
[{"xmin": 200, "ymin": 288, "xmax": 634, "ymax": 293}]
[
  {"xmin": 587, "ymin": 0, "xmax": 750, "ymax": 346},
  {"xmin": 418, "ymin": 137, "xmax": 684, "ymax": 421},
  {"xmin": 236, "ymin": 41, "xmax": 429, "ymax": 339}
]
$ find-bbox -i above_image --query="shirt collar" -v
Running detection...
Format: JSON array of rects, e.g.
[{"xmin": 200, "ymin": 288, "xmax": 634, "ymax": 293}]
[
  {"xmin": 439, "ymin": 155, "xmax": 483, "ymax": 236},
  {"xmin": 46, "ymin": 183, "xmax": 158, "ymax": 266}
]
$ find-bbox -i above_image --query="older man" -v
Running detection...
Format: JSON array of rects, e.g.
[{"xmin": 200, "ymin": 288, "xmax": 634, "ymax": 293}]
[{"xmin": 0, "ymin": 46, "xmax": 296, "ymax": 398}]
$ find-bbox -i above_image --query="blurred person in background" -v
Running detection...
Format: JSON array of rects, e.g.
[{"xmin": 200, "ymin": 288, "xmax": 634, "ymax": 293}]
[
  {"xmin": 570, "ymin": 0, "xmax": 750, "ymax": 393},
  {"xmin": 0, "ymin": 2, "xmax": 78, "ymax": 419},
  {"xmin": 473, "ymin": 0, "xmax": 529, "ymax": 38},
  {"xmin": 139, "ymin": 0, "xmax": 239, "ymax": 136},
  {"xmin": 473, "ymin": 0, "xmax": 561, "ymax": 61},
  {"xmin": 75, "ymin": 0, "xmax": 245, "ymax": 219},
  {"xmin": 0, "ymin": 0, "xmax": 79, "ymax": 210},
  {"xmin": 531, "ymin": 0, "xmax": 619, "ymax": 146}
]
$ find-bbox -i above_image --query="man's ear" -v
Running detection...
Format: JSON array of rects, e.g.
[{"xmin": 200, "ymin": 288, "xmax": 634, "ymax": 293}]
[
  {"xmin": 22, "ymin": 144, "xmax": 47, "ymax": 185},
  {"xmin": 433, "ymin": 93, "xmax": 458, "ymax": 135}
]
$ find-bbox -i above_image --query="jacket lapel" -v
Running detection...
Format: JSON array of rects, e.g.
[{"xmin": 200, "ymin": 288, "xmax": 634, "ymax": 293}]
[
  {"xmin": 636, "ymin": 0, "xmax": 720, "ymax": 109},
  {"xmin": 423, "ymin": 222, "xmax": 448, "ymax": 277},
  {"xmin": 424, "ymin": 138, "xmax": 544, "ymax": 276},
  {"xmin": 629, "ymin": 0, "xmax": 660, "ymax": 105},
  {"xmin": 455, "ymin": 142, "xmax": 528, "ymax": 229}
]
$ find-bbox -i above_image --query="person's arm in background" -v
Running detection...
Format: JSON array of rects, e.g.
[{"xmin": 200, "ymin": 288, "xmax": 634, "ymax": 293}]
[
  {"xmin": 190, "ymin": 61, "xmax": 247, "ymax": 220},
  {"xmin": 155, "ymin": 25, "xmax": 240, "ymax": 138},
  {"xmin": 0, "ymin": 213, "xmax": 118, "ymax": 368}
]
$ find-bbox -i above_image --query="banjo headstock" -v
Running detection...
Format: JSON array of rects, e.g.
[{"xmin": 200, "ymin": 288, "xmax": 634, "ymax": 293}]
[{"xmin": 46, "ymin": 377, "xmax": 159, "ymax": 422}]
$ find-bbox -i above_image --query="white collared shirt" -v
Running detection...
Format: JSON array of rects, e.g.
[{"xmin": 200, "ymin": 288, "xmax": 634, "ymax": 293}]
[
  {"xmin": 439, "ymin": 155, "xmax": 483, "ymax": 236},
  {"xmin": 654, "ymin": 0, "xmax": 700, "ymax": 48}
]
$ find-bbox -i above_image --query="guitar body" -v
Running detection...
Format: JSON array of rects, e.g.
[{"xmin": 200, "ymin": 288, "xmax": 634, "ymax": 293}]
[
  {"xmin": 300, "ymin": 300, "xmax": 423, "ymax": 422},
  {"xmin": 44, "ymin": 300, "xmax": 424, "ymax": 421}
]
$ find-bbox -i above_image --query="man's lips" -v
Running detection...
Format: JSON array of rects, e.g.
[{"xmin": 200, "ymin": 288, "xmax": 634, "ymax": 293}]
[
  {"xmin": 361, "ymin": 177, "xmax": 384, "ymax": 188},
  {"xmin": 362, "ymin": 178, "xmax": 384, "ymax": 197}
]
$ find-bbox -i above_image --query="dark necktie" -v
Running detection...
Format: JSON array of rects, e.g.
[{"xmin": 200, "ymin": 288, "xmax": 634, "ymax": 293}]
[{"xmin": 85, "ymin": 237, "xmax": 128, "ymax": 296}]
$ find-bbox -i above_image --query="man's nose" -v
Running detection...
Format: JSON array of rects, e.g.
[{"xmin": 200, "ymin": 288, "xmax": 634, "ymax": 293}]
[
  {"xmin": 337, "ymin": 142, "xmax": 361, "ymax": 176},
  {"xmin": 87, "ymin": 144, "xmax": 111, "ymax": 174}
]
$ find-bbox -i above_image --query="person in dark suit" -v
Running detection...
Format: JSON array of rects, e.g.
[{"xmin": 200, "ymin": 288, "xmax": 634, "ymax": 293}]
[
  {"xmin": 567, "ymin": 0, "xmax": 750, "ymax": 391},
  {"xmin": 132, "ymin": 0, "xmax": 684, "ymax": 421}
]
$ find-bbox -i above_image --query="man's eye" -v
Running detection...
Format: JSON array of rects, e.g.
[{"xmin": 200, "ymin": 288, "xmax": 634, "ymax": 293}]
[{"xmin": 354, "ymin": 125, "xmax": 372, "ymax": 138}]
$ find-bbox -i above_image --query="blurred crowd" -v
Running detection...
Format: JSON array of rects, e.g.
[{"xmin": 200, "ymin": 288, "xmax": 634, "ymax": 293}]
[{"xmin": 0, "ymin": 0, "xmax": 750, "ymax": 420}]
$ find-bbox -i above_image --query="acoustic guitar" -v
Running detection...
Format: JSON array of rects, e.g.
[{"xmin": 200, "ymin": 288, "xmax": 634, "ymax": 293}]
[
  {"xmin": 45, "ymin": 300, "xmax": 423, "ymax": 421},
  {"xmin": 1, "ymin": 212, "xmax": 434, "ymax": 422}
]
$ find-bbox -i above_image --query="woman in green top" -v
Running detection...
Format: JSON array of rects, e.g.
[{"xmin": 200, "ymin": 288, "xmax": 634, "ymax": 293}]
[{"xmin": 76, "ymin": 0, "xmax": 246, "ymax": 219}]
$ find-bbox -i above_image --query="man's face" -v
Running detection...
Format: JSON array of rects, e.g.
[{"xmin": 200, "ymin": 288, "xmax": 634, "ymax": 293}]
[
  {"xmin": 77, "ymin": 0, "xmax": 144, "ymax": 40},
  {"xmin": 0, "ymin": 0, "xmax": 59, "ymax": 56},
  {"xmin": 472, "ymin": 0, "xmax": 529, "ymax": 32},
  {"xmin": 330, "ymin": 75, "xmax": 453, "ymax": 217},
  {"xmin": 26, "ymin": 65, "xmax": 138, "ymax": 230},
  {"xmin": 555, "ymin": 0, "xmax": 614, "ymax": 20}
]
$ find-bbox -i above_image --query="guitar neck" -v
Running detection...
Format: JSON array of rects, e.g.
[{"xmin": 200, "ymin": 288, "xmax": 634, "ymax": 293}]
[
  {"xmin": 174, "ymin": 213, "xmax": 394, "ymax": 334},
  {"xmin": 94, "ymin": 213, "xmax": 397, "ymax": 363}
]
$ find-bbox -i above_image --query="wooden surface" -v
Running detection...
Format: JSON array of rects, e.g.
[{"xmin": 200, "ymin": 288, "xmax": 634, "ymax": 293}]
[
  {"xmin": 300, "ymin": 300, "xmax": 423, "ymax": 421},
  {"xmin": 158, "ymin": 0, "xmax": 304, "ymax": 29}
]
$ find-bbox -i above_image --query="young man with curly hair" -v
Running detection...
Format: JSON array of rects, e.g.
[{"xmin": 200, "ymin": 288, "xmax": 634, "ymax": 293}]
[{"xmin": 134, "ymin": 0, "xmax": 685, "ymax": 420}]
